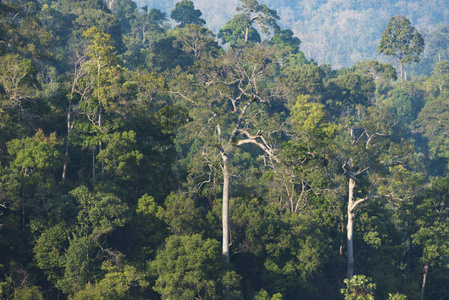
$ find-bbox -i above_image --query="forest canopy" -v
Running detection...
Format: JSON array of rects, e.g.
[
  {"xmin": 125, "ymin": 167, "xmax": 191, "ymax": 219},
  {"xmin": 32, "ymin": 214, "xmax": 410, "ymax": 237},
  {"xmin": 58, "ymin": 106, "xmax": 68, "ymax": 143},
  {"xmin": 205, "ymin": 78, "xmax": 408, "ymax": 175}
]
[{"xmin": 0, "ymin": 0, "xmax": 449, "ymax": 299}]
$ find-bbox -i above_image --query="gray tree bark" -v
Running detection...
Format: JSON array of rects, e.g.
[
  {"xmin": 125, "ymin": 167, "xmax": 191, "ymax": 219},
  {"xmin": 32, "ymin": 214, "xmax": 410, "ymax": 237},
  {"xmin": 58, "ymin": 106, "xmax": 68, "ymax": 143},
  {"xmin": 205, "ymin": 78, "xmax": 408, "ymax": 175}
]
[
  {"xmin": 222, "ymin": 155, "xmax": 230, "ymax": 263},
  {"xmin": 420, "ymin": 261, "xmax": 429, "ymax": 300},
  {"xmin": 347, "ymin": 177, "xmax": 356, "ymax": 280}
]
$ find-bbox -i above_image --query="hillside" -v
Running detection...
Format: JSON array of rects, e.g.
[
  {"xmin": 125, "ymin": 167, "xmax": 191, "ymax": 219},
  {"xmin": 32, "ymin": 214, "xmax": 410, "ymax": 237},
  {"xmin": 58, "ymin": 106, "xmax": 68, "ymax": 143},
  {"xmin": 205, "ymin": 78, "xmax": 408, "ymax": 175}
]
[
  {"xmin": 2, "ymin": 0, "xmax": 449, "ymax": 298},
  {"xmin": 137, "ymin": 0, "xmax": 449, "ymax": 68}
]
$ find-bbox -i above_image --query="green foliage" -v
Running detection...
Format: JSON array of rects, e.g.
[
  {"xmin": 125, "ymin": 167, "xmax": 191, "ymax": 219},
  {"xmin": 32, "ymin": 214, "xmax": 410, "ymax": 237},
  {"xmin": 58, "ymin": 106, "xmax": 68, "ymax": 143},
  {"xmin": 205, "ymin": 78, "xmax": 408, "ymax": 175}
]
[
  {"xmin": 218, "ymin": 0, "xmax": 280, "ymax": 46},
  {"xmin": 260, "ymin": 212, "xmax": 328, "ymax": 295},
  {"xmin": 134, "ymin": 194, "xmax": 167, "ymax": 259},
  {"xmin": 1, "ymin": 1, "xmax": 449, "ymax": 299},
  {"xmin": 13, "ymin": 286, "xmax": 44, "ymax": 300},
  {"xmin": 341, "ymin": 275, "xmax": 376, "ymax": 300},
  {"xmin": 170, "ymin": 0, "xmax": 205, "ymax": 28},
  {"xmin": 378, "ymin": 16, "xmax": 424, "ymax": 64},
  {"xmin": 355, "ymin": 60, "xmax": 398, "ymax": 82},
  {"xmin": 172, "ymin": 24, "xmax": 221, "ymax": 59},
  {"xmin": 378, "ymin": 15, "xmax": 424, "ymax": 80},
  {"xmin": 429, "ymin": 60, "xmax": 449, "ymax": 95},
  {"xmin": 82, "ymin": 26, "xmax": 125, "ymax": 111},
  {"xmin": 96, "ymin": 130, "xmax": 143, "ymax": 181},
  {"xmin": 253, "ymin": 288, "xmax": 282, "ymax": 300},
  {"xmin": 411, "ymin": 177, "xmax": 449, "ymax": 266},
  {"xmin": 237, "ymin": 0, "xmax": 280, "ymax": 36},
  {"xmin": 7, "ymin": 129, "xmax": 61, "ymax": 175},
  {"xmin": 149, "ymin": 234, "xmax": 225, "ymax": 299},
  {"xmin": 0, "ymin": 0, "xmax": 52, "ymax": 58},
  {"xmin": 414, "ymin": 96, "xmax": 449, "ymax": 159},
  {"xmin": 391, "ymin": 88, "xmax": 413, "ymax": 119},
  {"xmin": 0, "ymin": 53, "xmax": 38, "ymax": 110},
  {"xmin": 59, "ymin": 236, "xmax": 98, "ymax": 294},
  {"xmin": 150, "ymin": 35, "xmax": 194, "ymax": 71},
  {"xmin": 387, "ymin": 293, "xmax": 408, "ymax": 300},
  {"xmin": 73, "ymin": 263, "xmax": 148, "ymax": 300},
  {"xmin": 34, "ymin": 223, "xmax": 70, "ymax": 283},
  {"xmin": 290, "ymin": 94, "xmax": 340, "ymax": 143},
  {"xmin": 218, "ymin": 14, "xmax": 261, "ymax": 46},
  {"xmin": 158, "ymin": 192, "xmax": 204, "ymax": 235},
  {"xmin": 281, "ymin": 64, "xmax": 325, "ymax": 106},
  {"xmin": 326, "ymin": 72, "xmax": 376, "ymax": 109},
  {"xmin": 269, "ymin": 29, "xmax": 300, "ymax": 54},
  {"xmin": 70, "ymin": 186, "xmax": 129, "ymax": 238}
]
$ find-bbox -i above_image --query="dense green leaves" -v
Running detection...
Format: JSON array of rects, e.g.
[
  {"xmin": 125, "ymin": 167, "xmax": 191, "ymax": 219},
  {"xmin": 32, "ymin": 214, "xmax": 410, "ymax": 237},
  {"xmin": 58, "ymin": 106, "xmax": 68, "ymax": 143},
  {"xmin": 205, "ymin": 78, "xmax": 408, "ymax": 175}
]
[
  {"xmin": 149, "ymin": 234, "xmax": 225, "ymax": 299},
  {"xmin": 1, "ymin": 1, "xmax": 449, "ymax": 299},
  {"xmin": 378, "ymin": 16, "xmax": 425, "ymax": 81},
  {"xmin": 170, "ymin": 0, "xmax": 205, "ymax": 28}
]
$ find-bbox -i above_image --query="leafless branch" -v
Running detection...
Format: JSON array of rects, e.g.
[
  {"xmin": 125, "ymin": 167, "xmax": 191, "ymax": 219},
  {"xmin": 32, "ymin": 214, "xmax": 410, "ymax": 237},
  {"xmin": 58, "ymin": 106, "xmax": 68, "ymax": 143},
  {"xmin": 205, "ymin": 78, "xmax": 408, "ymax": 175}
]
[
  {"xmin": 366, "ymin": 132, "xmax": 387, "ymax": 149},
  {"xmin": 351, "ymin": 194, "xmax": 390, "ymax": 210}
]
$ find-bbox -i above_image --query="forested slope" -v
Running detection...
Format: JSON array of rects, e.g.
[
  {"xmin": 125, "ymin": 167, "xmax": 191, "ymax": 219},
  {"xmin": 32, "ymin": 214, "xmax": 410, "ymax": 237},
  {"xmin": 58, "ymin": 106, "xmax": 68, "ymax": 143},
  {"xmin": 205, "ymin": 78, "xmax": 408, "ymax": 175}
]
[
  {"xmin": 0, "ymin": 0, "xmax": 449, "ymax": 299},
  {"xmin": 139, "ymin": 0, "xmax": 449, "ymax": 69}
]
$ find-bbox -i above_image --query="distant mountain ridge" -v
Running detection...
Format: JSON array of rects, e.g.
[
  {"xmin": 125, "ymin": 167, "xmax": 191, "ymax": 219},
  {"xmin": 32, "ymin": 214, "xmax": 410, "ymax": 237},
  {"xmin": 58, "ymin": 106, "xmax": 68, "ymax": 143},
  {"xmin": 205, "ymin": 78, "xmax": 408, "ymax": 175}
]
[{"xmin": 135, "ymin": 0, "xmax": 449, "ymax": 68}]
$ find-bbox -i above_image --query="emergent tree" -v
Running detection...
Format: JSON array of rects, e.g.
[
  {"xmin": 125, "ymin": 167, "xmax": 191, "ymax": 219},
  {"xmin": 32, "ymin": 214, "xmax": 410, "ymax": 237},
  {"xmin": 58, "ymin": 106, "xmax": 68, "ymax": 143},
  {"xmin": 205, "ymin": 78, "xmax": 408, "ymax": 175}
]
[{"xmin": 378, "ymin": 15, "xmax": 424, "ymax": 82}]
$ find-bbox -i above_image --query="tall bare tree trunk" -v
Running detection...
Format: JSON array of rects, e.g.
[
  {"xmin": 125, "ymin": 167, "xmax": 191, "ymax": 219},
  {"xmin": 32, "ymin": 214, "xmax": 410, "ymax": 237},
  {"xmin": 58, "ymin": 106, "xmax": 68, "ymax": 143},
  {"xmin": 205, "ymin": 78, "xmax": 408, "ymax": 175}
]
[
  {"xmin": 347, "ymin": 177, "xmax": 356, "ymax": 279},
  {"xmin": 62, "ymin": 58, "xmax": 82, "ymax": 181},
  {"xmin": 62, "ymin": 137, "xmax": 69, "ymax": 181},
  {"xmin": 400, "ymin": 61, "xmax": 404, "ymax": 83},
  {"xmin": 98, "ymin": 104, "xmax": 104, "ymax": 172},
  {"xmin": 420, "ymin": 261, "xmax": 429, "ymax": 300},
  {"xmin": 222, "ymin": 156, "xmax": 230, "ymax": 263},
  {"xmin": 62, "ymin": 94, "xmax": 73, "ymax": 181},
  {"xmin": 340, "ymin": 214, "xmax": 345, "ymax": 256}
]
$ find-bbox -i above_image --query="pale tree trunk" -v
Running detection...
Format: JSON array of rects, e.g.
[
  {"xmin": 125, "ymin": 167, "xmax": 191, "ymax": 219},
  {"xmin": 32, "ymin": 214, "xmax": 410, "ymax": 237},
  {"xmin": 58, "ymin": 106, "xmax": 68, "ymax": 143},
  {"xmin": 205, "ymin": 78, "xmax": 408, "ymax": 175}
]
[
  {"xmin": 98, "ymin": 104, "xmax": 104, "ymax": 172},
  {"xmin": 62, "ymin": 90, "xmax": 75, "ymax": 181},
  {"xmin": 400, "ymin": 61, "xmax": 404, "ymax": 83},
  {"xmin": 347, "ymin": 177, "xmax": 356, "ymax": 280},
  {"xmin": 106, "ymin": 0, "xmax": 115, "ymax": 11},
  {"xmin": 222, "ymin": 155, "xmax": 230, "ymax": 263},
  {"xmin": 420, "ymin": 261, "xmax": 429, "ymax": 300},
  {"xmin": 244, "ymin": 27, "xmax": 249, "ymax": 43},
  {"xmin": 97, "ymin": 62, "xmax": 104, "ymax": 173},
  {"xmin": 340, "ymin": 214, "xmax": 345, "ymax": 256},
  {"xmin": 63, "ymin": 54, "xmax": 84, "ymax": 181},
  {"xmin": 62, "ymin": 100, "xmax": 72, "ymax": 181}
]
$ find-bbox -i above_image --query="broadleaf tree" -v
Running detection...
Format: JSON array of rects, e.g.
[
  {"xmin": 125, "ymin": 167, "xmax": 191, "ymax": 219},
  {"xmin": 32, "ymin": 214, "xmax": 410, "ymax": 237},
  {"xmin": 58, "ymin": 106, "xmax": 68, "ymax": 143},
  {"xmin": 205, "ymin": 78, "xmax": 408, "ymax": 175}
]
[{"xmin": 378, "ymin": 16, "xmax": 424, "ymax": 82}]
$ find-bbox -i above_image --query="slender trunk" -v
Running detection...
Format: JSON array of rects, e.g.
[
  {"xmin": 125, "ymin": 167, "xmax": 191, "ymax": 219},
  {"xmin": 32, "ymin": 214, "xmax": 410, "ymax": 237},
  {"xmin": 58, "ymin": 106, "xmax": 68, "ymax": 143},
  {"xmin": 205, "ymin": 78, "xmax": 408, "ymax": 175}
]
[
  {"xmin": 400, "ymin": 61, "xmax": 404, "ymax": 83},
  {"xmin": 245, "ymin": 26, "xmax": 249, "ymax": 43},
  {"xmin": 420, "ymin": 261, "xmax": 429, "ymax": 300},
  {"xmin": 347, "ymin": 177, "xmax": 356, "ymax": 280},
  {"xmin": 62, "ymin": 94, "xmax": 72, "ymax": 181},
  {"xmin": 340, "ymin": 214, "xmax": 344, "ymax": 256},
  {"xmin": 99, "ymin": 109, "xmax": 104, "ymax": 172},
  {"xmin": 62, "ymin": 136, "xmax": 69, "ymax": 181},
  {"xmin": 222, "ymin": 156, "xmax": 230, "ymax": 263},
  {"xmin": 63, "ymin": 70, "xmax": 78, "ymax": 181},
  {"xmin": 97, "ymin": 64, "xmax": 104, "ymax": 172},
  {"xmin": 222, "ymin": 154, "xmax": 230, "ymax": 298},
  {"xmin": 92, "ymin": 146, "xmax": 96, "ymax": 185}
]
